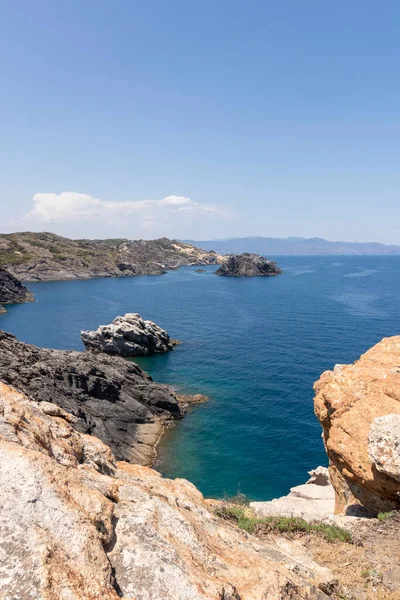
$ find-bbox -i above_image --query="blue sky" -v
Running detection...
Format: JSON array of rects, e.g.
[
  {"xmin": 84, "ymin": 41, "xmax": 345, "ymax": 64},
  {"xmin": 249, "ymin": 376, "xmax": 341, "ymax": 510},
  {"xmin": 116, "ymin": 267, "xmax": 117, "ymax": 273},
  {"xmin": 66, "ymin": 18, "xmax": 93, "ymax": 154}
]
[{"xmin": 1, "ymin": 1, "xmax": 400, "ymax": 242}]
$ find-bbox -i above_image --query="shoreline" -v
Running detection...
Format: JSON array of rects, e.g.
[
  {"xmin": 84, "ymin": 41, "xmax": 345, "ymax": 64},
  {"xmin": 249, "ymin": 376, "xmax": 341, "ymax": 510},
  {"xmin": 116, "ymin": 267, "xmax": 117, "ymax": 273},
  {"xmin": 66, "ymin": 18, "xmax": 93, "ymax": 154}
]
[{"xmin": 147, "ymin": 393, "xmax": 209, "ymax": 468}]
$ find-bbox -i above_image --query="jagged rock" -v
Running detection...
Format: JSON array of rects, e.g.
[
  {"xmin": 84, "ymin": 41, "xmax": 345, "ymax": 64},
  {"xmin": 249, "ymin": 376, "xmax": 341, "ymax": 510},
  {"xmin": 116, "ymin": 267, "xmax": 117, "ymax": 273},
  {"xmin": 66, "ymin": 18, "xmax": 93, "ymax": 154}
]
[
  {"xmin": 0, "ymin": 330, "xmax": 183, "ymax": 464},
  {"xmin": 368, "ymin": 414, "xmax": 400, "ymax": 482},
  {"xmin": 307, "ymin": 466, "xmax": 330, "ymax": 486},
  {"xmin": 215, "ymin": 253, "xmax": 282, "ymax": 277},
  {"xmin": 314, "ymin": 336, "xmax": 400, "ymax": 515},
  {"xmin": 0, "ymin": 381, "xmax": 334, "ymax": 599},
  {"xmin": 81, "ymin": 313, "xmax": 177, "ymax": 357},
  {"xmin": 0, "ymin": 267, "xmax": 33, "ymax": 312}
]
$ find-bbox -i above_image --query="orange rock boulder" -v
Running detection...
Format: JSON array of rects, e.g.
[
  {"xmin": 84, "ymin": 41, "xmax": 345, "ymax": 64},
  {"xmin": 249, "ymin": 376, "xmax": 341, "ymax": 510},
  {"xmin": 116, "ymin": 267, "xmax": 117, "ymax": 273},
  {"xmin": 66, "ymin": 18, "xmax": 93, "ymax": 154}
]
[{"xmin": 314, "ymin": 336, "xmax": 400, "ymax": 515}]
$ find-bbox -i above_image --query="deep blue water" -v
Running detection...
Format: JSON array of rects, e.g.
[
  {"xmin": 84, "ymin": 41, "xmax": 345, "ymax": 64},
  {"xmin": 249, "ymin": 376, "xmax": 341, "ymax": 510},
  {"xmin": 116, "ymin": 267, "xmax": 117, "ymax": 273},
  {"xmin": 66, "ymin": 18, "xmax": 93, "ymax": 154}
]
[{"xmin": 1, "ymin": 256, "xmax": 399, "ymax": 501}]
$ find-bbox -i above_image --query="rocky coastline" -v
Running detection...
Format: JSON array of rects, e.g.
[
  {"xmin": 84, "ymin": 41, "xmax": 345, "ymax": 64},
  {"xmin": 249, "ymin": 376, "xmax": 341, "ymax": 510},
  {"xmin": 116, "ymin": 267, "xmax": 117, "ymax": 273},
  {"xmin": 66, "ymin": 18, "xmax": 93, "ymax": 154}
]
[
  {"xmin": 0, "ymin": 330, "xmax": 186, "ymax": 465},
  {"xmin": 0, "ymin": 231, "xmax": 221, "ymax": 281},
  {"xmin": 0, "ymin": 295, "xmax": 399, "ymax": 597},
  {"xmin": 0, "ymin": 267, "xmax": 34, "ymax": 313},
  {"xmin": 215, "ymin": 253, "xmax": 282, "ymax": 276}
]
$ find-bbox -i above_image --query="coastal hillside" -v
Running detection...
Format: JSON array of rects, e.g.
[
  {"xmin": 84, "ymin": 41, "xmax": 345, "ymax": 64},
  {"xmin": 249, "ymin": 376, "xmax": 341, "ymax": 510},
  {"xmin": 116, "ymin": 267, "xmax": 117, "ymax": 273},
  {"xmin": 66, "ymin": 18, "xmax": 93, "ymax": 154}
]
[
  {"xmin": 185, "ymin": 236, "xmax": 400, "ymax": 256},
  {"xmin": 0, "ymin": 267, "xmax": 34, "ymax": 313},
  {"xmin": 0, "ymin": 232, "xmax": 220, "ymax": 281}
]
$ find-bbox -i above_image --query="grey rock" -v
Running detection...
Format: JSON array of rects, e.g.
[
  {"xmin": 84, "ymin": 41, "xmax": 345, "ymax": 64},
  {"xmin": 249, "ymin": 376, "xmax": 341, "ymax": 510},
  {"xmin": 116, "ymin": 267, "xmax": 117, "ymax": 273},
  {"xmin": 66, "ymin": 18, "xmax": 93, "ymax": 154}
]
[
  {"xmin": 81, "ymin": 313, "xmax": 177, "ymax": 357},
  {"xmin": 0, "ymin": 330, "xmax": 183, "ymax": 463},
  {"xmin": 0, "ymin": 267, "xmax": 34, "ymax": 312},
  {"xmin": 251, "ymin": 466, "xmax": 335, "ymax": 521},
  {"xmin": 307, "ymin": 466, "xmax": 330, "ymax": 486},
  {"xmin": 369, "ymin": 414, "xmax": 400, "ymax": 482},
  {"xmin": 215, "ymin": 253, "xmax": 282, "ymax": 277}
]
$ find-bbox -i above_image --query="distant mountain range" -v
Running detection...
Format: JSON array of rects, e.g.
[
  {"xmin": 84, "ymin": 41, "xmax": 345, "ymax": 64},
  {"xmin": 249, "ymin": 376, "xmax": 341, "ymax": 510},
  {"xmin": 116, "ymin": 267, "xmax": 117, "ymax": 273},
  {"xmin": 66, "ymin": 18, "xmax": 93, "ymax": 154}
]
[{"xmin": 184, "ymin": 237, "xmax": 400, "ymax": 256}]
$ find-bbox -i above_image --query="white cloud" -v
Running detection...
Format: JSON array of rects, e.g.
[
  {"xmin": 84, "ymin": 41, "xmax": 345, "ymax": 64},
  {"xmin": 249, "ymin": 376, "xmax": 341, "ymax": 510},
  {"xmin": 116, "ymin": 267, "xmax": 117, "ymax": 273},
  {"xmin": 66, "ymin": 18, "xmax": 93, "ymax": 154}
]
[{"xmin": 23, "ymin": 192, "xmax": 233, "ymax": 229}]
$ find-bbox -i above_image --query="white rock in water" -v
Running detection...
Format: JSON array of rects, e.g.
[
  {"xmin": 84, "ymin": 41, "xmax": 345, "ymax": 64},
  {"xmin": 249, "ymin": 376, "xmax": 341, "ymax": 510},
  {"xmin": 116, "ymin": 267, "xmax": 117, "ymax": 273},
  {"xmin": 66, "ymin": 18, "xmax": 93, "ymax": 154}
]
[
  {"xmin": 81, "ymin": 313, "xmax": 177, "ymax": 357},
  {"xmin": 369, "ymin": 414, "xmax": 400, "ymax": 482}
]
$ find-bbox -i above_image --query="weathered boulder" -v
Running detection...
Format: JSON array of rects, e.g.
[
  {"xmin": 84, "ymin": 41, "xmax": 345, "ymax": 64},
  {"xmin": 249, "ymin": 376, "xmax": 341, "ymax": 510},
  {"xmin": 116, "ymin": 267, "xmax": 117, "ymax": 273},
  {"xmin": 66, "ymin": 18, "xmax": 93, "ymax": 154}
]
[
  {"xmin": 215, "ymin": 253, "xmax": 282, "ymax": 277},
  {"xmin": 0, "ymin": 381, "xmax": 334, "ymax": 599},
  {"xmin": 314, "ymin": 336, "xmax": 400, "ymax": 515},
  {"xmin": 0, "ymin": 330, "xmax": 182, "ymax": 464},
  {"xmin": 81, "ymin": 313, "xmax": 178, "ymax": 357},
  {"xmin": 0, "ymin": 267, "xmax": 33, "ymax": 312}
]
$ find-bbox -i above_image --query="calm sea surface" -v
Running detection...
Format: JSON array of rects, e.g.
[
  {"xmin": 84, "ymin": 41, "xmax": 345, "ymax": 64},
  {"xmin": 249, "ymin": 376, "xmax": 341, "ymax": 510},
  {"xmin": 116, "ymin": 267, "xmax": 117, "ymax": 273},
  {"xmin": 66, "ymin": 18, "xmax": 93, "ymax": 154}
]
[{"xmin": 2, "ymin": 256, "xmax": 399, "ymax": 501}]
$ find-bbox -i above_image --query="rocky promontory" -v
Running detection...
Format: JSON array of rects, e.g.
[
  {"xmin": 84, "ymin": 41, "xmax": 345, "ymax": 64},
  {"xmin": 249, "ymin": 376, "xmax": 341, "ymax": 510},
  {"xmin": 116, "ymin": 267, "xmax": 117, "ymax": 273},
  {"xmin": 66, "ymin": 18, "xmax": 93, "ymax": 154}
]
[
  {"xmin": 314, "ymin": 336, "xmax": 400, "ymax": 515},
  {"xmin": 0, "ymin": 267, "xmax": 34, "ymax": 313},
  {"xmin": 215, "ymin": 253, "xmax": 282, "ymax": 277},
  {"xmin": 81, "ymin": 313, "xmax": 178, "ymax": 357},
  {"xmin": 0, "ymin": 330, "xmax": 183, "ymax": 464},
  {"xmin": 0, "ymin": 232, "xmax": 221, "ymax": 281}
]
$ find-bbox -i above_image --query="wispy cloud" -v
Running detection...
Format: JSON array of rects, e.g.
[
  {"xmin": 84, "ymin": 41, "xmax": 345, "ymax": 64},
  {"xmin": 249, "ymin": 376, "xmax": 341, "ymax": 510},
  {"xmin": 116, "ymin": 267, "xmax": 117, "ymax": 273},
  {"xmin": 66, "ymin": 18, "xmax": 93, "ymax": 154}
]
[{"xmin": 23, "ymin": 192, "xmax": 234, "ymax": 233}]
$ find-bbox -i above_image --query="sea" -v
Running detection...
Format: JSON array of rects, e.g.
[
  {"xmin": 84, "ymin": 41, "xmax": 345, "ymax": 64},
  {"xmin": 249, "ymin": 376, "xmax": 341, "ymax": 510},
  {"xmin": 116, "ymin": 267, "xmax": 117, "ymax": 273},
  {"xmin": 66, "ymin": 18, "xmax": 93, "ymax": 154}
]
[{"xmin": 1, "ymin": 256, "xmax": 399, "ymax": 501}]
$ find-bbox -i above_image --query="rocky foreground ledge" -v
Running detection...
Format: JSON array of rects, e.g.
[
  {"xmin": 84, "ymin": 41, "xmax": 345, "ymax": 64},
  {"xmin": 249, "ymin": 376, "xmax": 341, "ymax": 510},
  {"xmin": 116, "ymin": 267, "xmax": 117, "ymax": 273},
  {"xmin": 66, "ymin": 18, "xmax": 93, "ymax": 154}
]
[
  {"xmin": 215, "ymin": 253, "xmax": 282, "ymax": 277},
  {"xmin": 81, "ymin": 313, "xmax": 178, "ymax": 357},
  {"xmin": 0, "ymin": 381, "xmax": 335, "ymax": 599},
  {"xmin": 0, "ymin": 267, "xmax": 34, "ymax": 313}
]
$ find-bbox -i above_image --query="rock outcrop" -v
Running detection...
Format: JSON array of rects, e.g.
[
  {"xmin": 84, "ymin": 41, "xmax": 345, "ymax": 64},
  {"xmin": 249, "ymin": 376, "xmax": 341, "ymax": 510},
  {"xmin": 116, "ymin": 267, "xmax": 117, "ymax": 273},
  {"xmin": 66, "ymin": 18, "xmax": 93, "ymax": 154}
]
[
  {"xmin": 0, "ymin": 267, "xmax": 33, "ymax": 312},
  {"xmin": 0, "ymin": 330, "xmax": 183, "ymax": 464},
  {"xmin": 0, "ymin": 232, "xmax": 221, "ymax": 281},
  {"xmin": 0, "ymin": 381, "xmax": 335, "ymax": 600},
  {"xmin": 215, "ymin": 253, "xmax": 282, "ymax": 277},
  {"xmin": 251, "ymin": 467, "xmax": 335, "ymax": 522},
  {"xmin": 81, "ymin": 313, "xmax": 177, "ymax": 357},
  {"xmin": 314, "ymin": 336, "xmax": 400, "ymax": 515}
]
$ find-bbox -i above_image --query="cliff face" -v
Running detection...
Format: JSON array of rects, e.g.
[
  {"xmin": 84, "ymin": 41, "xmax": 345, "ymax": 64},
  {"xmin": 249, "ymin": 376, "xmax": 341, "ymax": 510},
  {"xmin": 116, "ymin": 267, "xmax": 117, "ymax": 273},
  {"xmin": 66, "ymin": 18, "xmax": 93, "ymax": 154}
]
[
  {"xmin": 0, "ymin": 381, "xmax": 334, "ymax": 600},
  {"xmin": 0, "ymin": 331, "xmax": 183, "ymax": 465},
  {"xmin": 314, "ymin": 336, "xmax": 400, "ymax": 515},
  {"xmin": 215, "ymin": 253, "xmax": 282, "ymax": 277},
  {"xmin": 0, "ymin": 267, "xmax": 34, "ymax": 312},
  {"xmin": 0, "ymin": 232, "xmax": 220, "ymax": 281}
]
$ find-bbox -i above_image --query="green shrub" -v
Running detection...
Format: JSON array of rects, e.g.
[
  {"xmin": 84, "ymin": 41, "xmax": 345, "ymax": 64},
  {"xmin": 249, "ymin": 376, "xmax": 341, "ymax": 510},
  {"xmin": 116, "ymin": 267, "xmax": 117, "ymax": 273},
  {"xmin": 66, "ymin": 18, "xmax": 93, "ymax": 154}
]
[{"xmin": 216, "ymin": 504, "xmax": 352, "ymax": 543}]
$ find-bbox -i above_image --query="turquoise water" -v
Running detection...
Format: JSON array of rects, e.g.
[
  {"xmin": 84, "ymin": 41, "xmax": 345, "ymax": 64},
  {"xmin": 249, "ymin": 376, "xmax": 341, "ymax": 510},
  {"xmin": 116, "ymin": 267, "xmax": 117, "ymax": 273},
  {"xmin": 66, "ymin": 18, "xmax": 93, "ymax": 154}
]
[{"xmin": 1, "ymin": 256, "xmax": 399, "ymax": 501}]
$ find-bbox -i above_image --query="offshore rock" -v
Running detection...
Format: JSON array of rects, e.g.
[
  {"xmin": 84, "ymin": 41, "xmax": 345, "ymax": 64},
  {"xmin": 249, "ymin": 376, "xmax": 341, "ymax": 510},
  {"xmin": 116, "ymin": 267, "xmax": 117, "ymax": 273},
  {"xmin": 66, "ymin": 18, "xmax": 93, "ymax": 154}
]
[
  {"xmin": 81, "ymin": 312, "xmax": 177, "ymax": 357},
  {"xmin": 0, "ymin": 267, "xmax": 34, "ymax": 313},
  {"xmin": 215, "ymin": 253, "xmax": 282, "ymax": 277},
  {"xmin": 314, "ymin": 336, "xmax": 400, "ymax": 515},
  {"xmin": 0, "ymin": 381, "xmax": 334, "ymax": 600},
  {"xmin": 0, "ymin": 330, "xmax": 182, "ymax": 464}
]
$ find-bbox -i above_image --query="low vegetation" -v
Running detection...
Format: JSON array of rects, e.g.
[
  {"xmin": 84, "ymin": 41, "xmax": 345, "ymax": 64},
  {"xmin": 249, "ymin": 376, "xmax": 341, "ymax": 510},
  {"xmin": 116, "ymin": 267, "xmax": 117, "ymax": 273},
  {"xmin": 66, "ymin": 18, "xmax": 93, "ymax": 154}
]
[{"xmin": 216, "ymin": 503, "xmax": 352, "ymax": 543}]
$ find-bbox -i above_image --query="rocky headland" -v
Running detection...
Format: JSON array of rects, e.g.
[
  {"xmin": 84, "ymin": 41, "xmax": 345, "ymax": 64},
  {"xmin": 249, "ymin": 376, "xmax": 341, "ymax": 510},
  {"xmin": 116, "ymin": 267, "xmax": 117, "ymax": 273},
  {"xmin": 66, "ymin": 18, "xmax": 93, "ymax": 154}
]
[
  {"xmin": 81, "ymin": 313, "xmax": 178, "ymax": 357},
  {"xmin": 215, "ymin": 253, "xmax": 282, "ymax": 277},
  {"xmin": 0, "ymin": 330, "xmax": 184, "ymax": 465},
  {"xmin": 0, "ymin": 267, "xmax": 34, "ymax": 313},
  {"xmin": 0, "ymin": 231, "xmax": 221, "ymax": 281}
]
